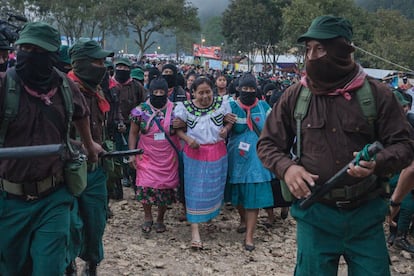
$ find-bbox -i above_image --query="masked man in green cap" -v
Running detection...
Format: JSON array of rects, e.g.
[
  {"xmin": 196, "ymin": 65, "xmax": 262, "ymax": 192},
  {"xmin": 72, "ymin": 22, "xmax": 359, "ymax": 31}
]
[
  {"xmin": 108, "ymin": 57, "xmax": 145, "ymax": 188},
  {"xmin": 66, "ymin": 39, "xmax": 114, "ymax": 276},
  {"xmin": 0, "ymin": 22, "xmax": 102, "ymax": 276},
  {"xmin": 257, "ymin": 15, "xmax": 414, "ymax": 275}
]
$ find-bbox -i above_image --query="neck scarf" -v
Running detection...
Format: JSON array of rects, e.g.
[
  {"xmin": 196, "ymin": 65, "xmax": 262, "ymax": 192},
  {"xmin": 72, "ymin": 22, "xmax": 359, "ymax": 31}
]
[
  {"xmin": 67, "ymin": 70, "xmax": 110, "ymax": 113},
  {"xmin": 237, "ymin": 98, "xmax": 259, "ymax": 131},
  {"xmin": 24, "ymin": 85, "xmax": 58, "ymax": 105},
  {"xmin": 301, "ymin": 65, "xmax": 367, "ymax": 101},
  {"xmin": 145, "ymin": 100, "xmax": 172, "ymax": 132}
]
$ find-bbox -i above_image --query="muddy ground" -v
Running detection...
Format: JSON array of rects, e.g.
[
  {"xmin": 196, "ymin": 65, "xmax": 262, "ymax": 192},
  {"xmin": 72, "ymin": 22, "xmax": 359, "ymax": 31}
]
[{"xmin": 76, "ymin": 187, "xmax": 414, "ymax": 275}]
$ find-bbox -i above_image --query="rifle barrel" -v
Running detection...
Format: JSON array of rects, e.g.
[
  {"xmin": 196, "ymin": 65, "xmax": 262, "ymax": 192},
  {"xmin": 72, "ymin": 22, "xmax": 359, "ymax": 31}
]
[
  {"xmin": 0, "ymin": 144, "xmax": 65, "ymax": 159},
  {"xmin": 99, "ymin": 149, "xmax": 144, "ymax": 158}
]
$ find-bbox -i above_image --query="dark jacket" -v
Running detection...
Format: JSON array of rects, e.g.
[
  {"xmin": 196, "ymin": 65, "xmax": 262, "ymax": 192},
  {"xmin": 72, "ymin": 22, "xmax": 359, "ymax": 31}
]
[
  {"xmin": 0, "ymin": 70, "xmax": 89, "ymax": 182},
  {"xmin": 257, "ymin": 77, "xmax": 414, "ymax": 186}
]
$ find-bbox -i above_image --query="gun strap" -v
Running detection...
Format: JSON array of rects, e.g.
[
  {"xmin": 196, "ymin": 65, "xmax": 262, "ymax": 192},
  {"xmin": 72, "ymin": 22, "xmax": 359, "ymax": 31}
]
[
  {"xmin": 153, "ymin": 116, "xmax": 180, "ymax": 155},
  {"xmin": 355, "ymin": 80, "xmax": 377, "ymax": 140},
  {"xmin": 55, "ymin": 69, "xmax": 75, "ymax": 155},
  {"xmin": 0, "ymin": 70, "xmax": 20, "ymax": 147},
  {"xmin": 294, "ymin": 86, "xmax": 312, "ymax": 160}
]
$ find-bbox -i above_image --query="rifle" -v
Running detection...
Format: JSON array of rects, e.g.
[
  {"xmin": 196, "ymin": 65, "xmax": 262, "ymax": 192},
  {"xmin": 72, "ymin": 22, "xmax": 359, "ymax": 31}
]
[
  {"xmin": 0, "ymin": 144, "xmax": 143, "ymax": 160},
  {"xmin": 299, "ymin": 141, "xmax": 384, "ymax": 209}
]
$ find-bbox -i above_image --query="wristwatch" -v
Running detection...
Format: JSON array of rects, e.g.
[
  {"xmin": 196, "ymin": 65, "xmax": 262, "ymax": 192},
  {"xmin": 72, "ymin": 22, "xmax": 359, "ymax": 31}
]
[{"xmin": 389, "ymin": 199, "xmax": 401, "ymax": 207}]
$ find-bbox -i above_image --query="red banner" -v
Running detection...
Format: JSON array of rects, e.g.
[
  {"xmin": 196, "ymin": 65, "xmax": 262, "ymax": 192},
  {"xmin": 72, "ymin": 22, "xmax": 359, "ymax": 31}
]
[{"xmin": 193, "ymin": 44, "xmax": 221, "ymax": 59}]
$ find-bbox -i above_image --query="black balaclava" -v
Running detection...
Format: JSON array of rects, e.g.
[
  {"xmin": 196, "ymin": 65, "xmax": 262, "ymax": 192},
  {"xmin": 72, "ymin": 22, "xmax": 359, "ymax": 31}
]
[
  {"xmin": 115, "ymin": 69, "xmax": 131, "ymax": 83},
  {"xmin": 263, "ymin": 82, "xmax": 277, "ymax": 103},
  {"xmin": 238, "ymin": 73, "xmax": 257, "ymax": 106},
  {"xmin": 147, "ymin": 67, "xmax": 161, "ymax": 87},
  {"xmin": 15, "ymin": 50, "xmax": 59, "ymax": 92},
  {"xmin": 305, "ymin": 37, "xmax": 357, "ymax": 95},
  {"xmin": 162, "ymin": 64, "xmax": 177, "ymax": 88},
  {"xmin": 72, "ymin": 58, "xmax": 107, "ymax": 91},
  {"xmin": 149, "ymin": 76, "xmax": 168, "ymax": 109}
]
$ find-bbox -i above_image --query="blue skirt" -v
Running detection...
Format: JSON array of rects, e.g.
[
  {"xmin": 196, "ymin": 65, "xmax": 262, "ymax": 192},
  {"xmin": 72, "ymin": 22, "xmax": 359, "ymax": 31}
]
[
  {"xmin": 226, "ymin": 181, "xmax": 274, "ymax": 209},
  {"xmin": 184, "ymin": 151, "xmax": 228, "ymax": 223}
]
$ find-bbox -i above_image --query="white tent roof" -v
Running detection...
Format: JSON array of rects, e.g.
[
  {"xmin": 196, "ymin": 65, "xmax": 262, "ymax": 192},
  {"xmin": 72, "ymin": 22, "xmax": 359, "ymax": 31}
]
[
  {"xmin": 250, "ymin": 54, "xmax": 298, "ymax": 64},
  {"xmin": 363, "ymin": 68, "xmax": 396, "ymax": 79}
]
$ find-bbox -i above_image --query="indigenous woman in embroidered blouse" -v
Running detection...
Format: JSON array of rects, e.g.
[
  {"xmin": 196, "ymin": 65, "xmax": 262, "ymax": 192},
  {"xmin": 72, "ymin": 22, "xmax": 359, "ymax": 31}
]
[
  {"xmin": 226, "ymin": 73, "xmax": 274, "ymax": 251},
  {"xmin": 128, "ymin": 77, "xmax": 180, "ymax": 234},
  {"xmin": 174, "ymin": 77, "xmax": 233, "ymax": 249}
]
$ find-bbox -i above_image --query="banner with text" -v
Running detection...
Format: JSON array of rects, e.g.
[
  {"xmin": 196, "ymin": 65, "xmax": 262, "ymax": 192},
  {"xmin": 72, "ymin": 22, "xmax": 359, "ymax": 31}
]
[{"xmin": 193, "ymin": 44, "xmax": 222, "ymax": 60}]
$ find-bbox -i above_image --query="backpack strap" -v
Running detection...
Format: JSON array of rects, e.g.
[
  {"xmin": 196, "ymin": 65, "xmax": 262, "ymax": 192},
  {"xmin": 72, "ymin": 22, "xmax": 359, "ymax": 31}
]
[
  {"xmin": 293, "ymin": 86, "xmax": 312, "ymax": 160},
  {"xmin": 293, "ymin": 80, "xmax": 377, "ymax": 160},
  {"xmin": 54, "ymin": 69, "xmax": 75, "ymax": 154},
  {"xmin": 0, "ymin": 70, "xmax": 20, "ymax": 147},
  {"xmin": 356, "ymin": 79, "xmax": 376, "ymax": 139}
]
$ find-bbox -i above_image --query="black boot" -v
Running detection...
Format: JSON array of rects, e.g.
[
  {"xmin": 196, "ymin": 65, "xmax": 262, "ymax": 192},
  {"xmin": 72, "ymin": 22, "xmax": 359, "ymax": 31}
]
[
  {"xmin": 64, "ymin": 260, "xmax": 77, "ymax": 276},
  {"xmin": 394, "ymin": 231, "xmax": 414, "ymax": 253},
  {"xmin": 81, "ymin": 262, "xmax": 97, "ymax": 276}
]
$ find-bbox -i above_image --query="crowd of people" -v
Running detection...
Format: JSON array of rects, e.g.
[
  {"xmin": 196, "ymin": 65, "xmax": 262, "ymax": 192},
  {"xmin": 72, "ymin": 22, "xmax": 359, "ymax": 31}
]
[{"xmin": 1, "ymin": 14, "xmax": 414, "ymax": 276}]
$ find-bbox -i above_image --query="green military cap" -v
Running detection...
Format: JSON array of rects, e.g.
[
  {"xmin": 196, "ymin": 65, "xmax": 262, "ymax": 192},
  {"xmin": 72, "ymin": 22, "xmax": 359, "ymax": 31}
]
[
  {"xmin": 131, "ymin": 67, "xmax": 144, "ymax": 81},
  {"xmin": 114, "ymin": 57, "xmax": 132, "ymax": 67},
  {"xmin": 15, "ymin": 22, "xmax": 61, "ymax": 52},
  {"xmin": 69, "ymin": 39, "xmax": 114, "ymax": 62},
  {"xmin": 58, "ymin": 45, "xmax": 71, "ymax": 65},
  {"xmin": 298, "ymin": 15, "xmax": 353, "ymax": 43}
]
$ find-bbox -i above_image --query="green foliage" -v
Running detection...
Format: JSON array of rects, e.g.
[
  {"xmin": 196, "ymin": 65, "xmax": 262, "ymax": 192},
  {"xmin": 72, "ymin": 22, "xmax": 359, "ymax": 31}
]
[
  {"xmin": 222, "ymin": 0, "xmax": 286, "ymax": 68},
  {"xmin": 356, "ymin": 0, "xmax": 414, "ymax": 19},
  {"xmin": 356, "ymin": 9, "xmax": 414, "ymax": 70},
  {"xmin": 202, "ymin": 16, "xmax": 225, "ymax": 47},
  {"xmin": 24, "ymin": 0, "xmax": 115, "ymax": 45},
  {"xmin": 282, "ymin": 0, "xmax": 363, "ymax": 47},
  {"xmin": 111, "ymin": 0, "xmax": 199, "ymax": 57},
  {"xmin": 281, "ymin": 0, "xmax": 414, "ymax": 70}
]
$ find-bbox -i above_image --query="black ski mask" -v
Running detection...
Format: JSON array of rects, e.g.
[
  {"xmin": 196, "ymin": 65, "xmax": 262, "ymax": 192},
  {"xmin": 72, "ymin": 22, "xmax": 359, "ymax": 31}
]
[
  {"xmin": 115, "ymin": 69, "xmax": 130, "ymax": 83},
  {"xmin": 15, "ymin": 50, "xmax": 59, "ymax": 91},
  {"xmin": 149, "ymin": 76, "xmax": 169, "ymax": 109},
  {"xmin": 239, "ymin": 91, "xmax": 257, "ymax": 106},
  {"xmin": 162, "ymin": 74, "xmax": 176, "ymax": 88},
  {"xmin": 150, "ymin": 94, "xmax": 167, "ymax": 109}
]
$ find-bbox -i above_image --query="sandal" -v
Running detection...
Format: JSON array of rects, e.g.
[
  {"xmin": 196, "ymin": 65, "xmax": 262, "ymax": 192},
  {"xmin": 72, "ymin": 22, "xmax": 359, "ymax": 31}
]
[
  {"xmin": 244, "ymin": 242, "xmax": 256, "ymax": 252},
  {"xmin": 141, "ymin": 221, "xmax": 153, "ymax": 234},
  {"xmin": 155, "ymin": 222, "xmax": 166, "ymax": 233},
  {"xmin": 191, "ymin": 240, "xmax": 203, "ymax": 250}
]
